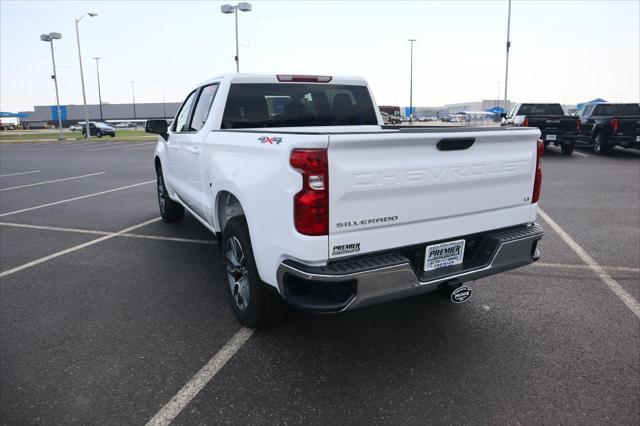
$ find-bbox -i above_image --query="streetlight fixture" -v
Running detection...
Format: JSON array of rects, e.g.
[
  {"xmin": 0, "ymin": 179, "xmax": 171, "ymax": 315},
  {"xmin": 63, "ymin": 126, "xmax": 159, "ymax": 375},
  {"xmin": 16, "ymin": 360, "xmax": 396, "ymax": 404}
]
[
  {"xmin": 40, "ymin": 32, "xmax": 65, "ymax": 140},
  {"xmin": 220, "ymin": 2, "xmax": 252, "ymax": 72},
  {"xmin": 75, "ymin": 12, "xmax": 98, "ymax": 139},
  {"xmin": 408, "ymin": 38, "xmax": 416, "ymax": 122},
  {"xmin": 131, "ymin": 81, "xmax": 137, "ymax": 121},
  {"xmin": 93, "ymin": 57, "xmax": 103, "ymax": 121}
]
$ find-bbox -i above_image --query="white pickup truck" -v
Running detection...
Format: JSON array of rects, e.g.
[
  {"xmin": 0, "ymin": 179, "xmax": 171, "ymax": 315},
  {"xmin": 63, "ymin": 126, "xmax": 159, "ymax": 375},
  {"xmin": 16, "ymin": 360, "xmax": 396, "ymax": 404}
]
[{"xmin": 146, "ymin": 73, "xmax": 544, "ymax": 327}]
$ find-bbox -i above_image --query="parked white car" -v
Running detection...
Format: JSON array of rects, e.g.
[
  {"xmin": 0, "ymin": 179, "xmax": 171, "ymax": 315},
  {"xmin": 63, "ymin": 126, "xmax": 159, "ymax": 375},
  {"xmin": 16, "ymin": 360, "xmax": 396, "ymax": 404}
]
[{"xmin": 146, "ymin": 73, "xmax": 544, "ymax": 327}]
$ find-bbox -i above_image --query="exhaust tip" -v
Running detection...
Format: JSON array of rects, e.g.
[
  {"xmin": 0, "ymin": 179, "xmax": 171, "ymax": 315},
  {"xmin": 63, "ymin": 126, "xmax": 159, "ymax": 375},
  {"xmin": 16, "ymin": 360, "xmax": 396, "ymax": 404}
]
[{"xmin": 533, "ymin": 248, "xmax": 541, "ymax": 261}]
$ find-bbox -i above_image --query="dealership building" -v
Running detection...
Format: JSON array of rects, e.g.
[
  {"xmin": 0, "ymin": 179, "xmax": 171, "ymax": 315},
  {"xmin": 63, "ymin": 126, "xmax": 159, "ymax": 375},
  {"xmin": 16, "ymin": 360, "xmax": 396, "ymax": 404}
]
[{"xmin": 19, "ymin": 102, "xmax": 181, "ymax": 128}]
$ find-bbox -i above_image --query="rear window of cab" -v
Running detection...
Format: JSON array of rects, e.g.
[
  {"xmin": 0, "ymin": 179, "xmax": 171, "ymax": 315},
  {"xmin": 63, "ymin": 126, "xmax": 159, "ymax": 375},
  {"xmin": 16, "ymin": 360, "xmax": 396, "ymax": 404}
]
[{"xmin": 221, "ymin": 83, "xmax": 377, "ymax": 129}]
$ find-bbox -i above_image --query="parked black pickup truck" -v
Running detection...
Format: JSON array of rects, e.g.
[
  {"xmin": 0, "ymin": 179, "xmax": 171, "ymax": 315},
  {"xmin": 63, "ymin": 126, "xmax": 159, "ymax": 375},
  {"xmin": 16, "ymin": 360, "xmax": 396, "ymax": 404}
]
[
  {"xmin": 575, "ymin": 103, "xmax": 640, "ymax": 155},
  {"xmin": 502, "ymin": 103, "xmax": 580, "ymax": 155}
]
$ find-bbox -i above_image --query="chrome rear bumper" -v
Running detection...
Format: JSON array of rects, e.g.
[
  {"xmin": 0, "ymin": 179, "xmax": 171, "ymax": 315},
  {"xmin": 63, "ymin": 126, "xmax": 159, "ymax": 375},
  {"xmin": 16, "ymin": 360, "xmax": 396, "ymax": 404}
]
[{"xmin": 276, "ymin": 223, "xmax": 543, "ymax": 312}]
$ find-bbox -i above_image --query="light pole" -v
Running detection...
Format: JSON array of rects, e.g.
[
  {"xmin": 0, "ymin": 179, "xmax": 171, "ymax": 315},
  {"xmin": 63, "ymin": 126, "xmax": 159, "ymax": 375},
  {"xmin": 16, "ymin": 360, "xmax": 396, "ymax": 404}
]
[
  {"xmin": 75, "ymin": 12, "xmax": 98, "ymax": 139},
  {"xmin": 162, "ymin": 92, "xmax": 167, "ymax": 119},
  {"xmin": 504, "ymin": 0, "xmax": 512, "ymax": 111},
  {"xmin": 93, "ymin": 57, "xmax": 103, "ymax": 121},
  {"xmin": 408, "ymin": 38, "xmax": 416, "ymax": 122},
  {"xmin": 131, "ymin": 81, "xmax": 137, "ymax": 121},
  {"xmin": 221, "ymin": 2, "xmax": 252, "ymax": 72},
  {"xmin": 40, "ymin": 32, "xmax": 65, "ymax": 140}
]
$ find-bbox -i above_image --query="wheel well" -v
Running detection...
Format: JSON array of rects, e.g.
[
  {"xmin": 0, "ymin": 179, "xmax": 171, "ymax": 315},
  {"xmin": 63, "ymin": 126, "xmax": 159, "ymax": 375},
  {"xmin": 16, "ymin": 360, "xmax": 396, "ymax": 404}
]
[
  {"xmin": 154, "ymin": 157, "xmax": 161, "ymax": 173},
  {"xmin": 216, "ymin": 191, "xmax": 245, "ymax": 233}
]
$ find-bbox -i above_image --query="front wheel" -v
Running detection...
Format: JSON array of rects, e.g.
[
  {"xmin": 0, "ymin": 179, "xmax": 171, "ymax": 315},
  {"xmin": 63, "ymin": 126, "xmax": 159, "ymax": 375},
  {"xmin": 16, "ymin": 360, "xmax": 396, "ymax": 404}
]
[
  {"xmin": 593, "ymin": 133, "xmax": 611, "ymax": 155},
  {"xmin": 223, "ymin": 217, "xmax": 286, "ymax": 328},
  {"xmin": 561, "ymin": 144, "xmax": 574, "ymax": 155},
  {"xmin": 156, "ymin": 168, "xmax": 184, "ymax": 222},
  {"xmin": 110, "ymin": 133, "xmax": 115, "ymax": 137}
]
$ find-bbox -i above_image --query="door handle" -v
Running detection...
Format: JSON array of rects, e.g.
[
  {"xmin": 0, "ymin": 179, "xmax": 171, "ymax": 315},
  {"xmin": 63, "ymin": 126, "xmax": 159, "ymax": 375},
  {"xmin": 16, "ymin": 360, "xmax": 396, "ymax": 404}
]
[
  {"xmin": 437, "ymin": 138, "xmax": 475, "ymax": 151},
  {"xmin": 185, "ymin": 146, "xmax": 200, "ymax": 155}
]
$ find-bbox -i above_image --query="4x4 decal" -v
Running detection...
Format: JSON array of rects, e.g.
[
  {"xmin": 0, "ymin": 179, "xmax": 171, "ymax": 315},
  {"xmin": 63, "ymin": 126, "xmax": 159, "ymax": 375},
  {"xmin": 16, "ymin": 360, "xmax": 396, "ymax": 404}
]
[{"xmin": 258, "ymin": 136, "xmax": 283, "ymax": 145}]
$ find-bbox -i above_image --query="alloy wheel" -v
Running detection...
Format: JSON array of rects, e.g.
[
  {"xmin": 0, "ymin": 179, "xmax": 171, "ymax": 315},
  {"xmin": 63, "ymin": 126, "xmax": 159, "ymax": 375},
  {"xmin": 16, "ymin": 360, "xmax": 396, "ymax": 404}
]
[{"xmin": 226, "ymin": 236, "xmax": 250, "ymax": 311}]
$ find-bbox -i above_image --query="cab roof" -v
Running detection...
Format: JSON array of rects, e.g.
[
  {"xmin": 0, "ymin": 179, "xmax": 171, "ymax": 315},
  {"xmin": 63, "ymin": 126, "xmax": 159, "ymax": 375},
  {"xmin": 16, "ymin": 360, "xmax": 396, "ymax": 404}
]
[{"xmin": 196, "ymin": 73, "xmax": 368, "ymax": 89}]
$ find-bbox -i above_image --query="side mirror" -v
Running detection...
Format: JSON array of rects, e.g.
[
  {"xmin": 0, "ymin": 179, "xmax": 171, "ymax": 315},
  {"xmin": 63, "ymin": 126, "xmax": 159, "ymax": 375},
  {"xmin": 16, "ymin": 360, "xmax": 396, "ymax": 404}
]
[
  {"xmin": 145, "ymin": 119, "xmax": 168, "ymax": 140},
  {"xmin": 499, "ymin": 112, "xmax": 507, "ymax": 119}
]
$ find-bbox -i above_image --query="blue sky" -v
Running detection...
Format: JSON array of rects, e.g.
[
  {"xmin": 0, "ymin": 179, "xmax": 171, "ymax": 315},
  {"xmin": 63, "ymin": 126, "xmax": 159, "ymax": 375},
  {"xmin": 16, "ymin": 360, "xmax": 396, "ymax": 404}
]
[{"xmin": 1, "ymin": 0, "xmax": 639, "ymax": 112}]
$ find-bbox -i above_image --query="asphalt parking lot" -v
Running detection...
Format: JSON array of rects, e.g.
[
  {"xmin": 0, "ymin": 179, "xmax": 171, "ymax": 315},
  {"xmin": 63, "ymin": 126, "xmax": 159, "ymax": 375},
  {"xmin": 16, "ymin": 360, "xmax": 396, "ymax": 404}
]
[{"xmin": 0, "ymin": 140, "xmax": 638, "ymax": 425}]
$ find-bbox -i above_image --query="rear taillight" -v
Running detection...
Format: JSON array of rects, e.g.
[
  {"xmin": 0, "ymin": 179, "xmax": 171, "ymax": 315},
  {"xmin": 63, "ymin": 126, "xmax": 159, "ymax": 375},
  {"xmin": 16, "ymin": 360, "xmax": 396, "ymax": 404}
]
[
  {"xmin": 576, "ymin": 118, "xmax": 581, "ymax": 131},
  {"xmin": 611, "ymin": 118, "xmax": 619, "ymax": 132},
  {"xmin": 532, "ymin": 139, "xmax": 544, "ymax": 204},
  {"xmin": 290, "ymin": 149, "xmax": 328, "ymax": 235},
  {"xmin": 522, "ymin": 117, "xmax": 529, "ymax": 127},
  {"xmin": 277, "ymin": 75, "xmax": 332, "ymax": 83}
]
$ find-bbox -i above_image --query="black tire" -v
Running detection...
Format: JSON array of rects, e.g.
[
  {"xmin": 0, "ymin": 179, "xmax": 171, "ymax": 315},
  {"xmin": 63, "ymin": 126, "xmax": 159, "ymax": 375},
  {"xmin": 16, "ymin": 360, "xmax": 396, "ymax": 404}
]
[
  {"xmin": 222, "ymin": 217, "xmax": 286, "ymax": 328},
  {"xmin": 561, "ymin": 144, "xmax": 574, "ymax": 155},
  {"xmin": 110, "ymin": 133, "xmax": 115, "ymax": 137},
  {"xmin": 97, "ymin": 131, "xmax": 102, "ymax": 138},
  {"xmin": 82, "ymin": 131, "xmax": 87, "ymax": 138},
  {"xmin": 156, "ymin": 168, "xmax": 184, "ymax": 222},
  {"xmin": 593, "ymin": 132, "xmax": 611, "ymax": 155}
]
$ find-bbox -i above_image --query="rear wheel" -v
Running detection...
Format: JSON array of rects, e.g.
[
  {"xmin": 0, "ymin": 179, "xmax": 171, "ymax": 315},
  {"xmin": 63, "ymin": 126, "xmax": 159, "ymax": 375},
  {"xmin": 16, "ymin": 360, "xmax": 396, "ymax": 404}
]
[
  {"xmin": 156, "ymin": 167, "xmax": 184, "ymax": 222},
  {"xmin": 97, "ymin": 131, "xmax": 102, "ymax": 138},
  {"xmin": 561, "ymin": 144, "xmax": 574, "ymax": 155},
  {"xmin": 223, "ymin": 217, "xmax": 286, "ymax": 328},
  {"xmin": 110, "ymin": 133, "xmax": 115, "ymax": 137},
  {"xmin": 593, "ymin": 133, "xmax": 611, "ymax": 155}
]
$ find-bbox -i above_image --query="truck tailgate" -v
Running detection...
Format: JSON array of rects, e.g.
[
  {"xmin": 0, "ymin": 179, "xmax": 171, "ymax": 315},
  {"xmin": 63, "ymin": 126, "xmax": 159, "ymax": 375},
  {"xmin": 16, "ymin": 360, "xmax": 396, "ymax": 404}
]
[{"xmin": 328, "ymin": 128, "xmax": 540, "ymax": 259}]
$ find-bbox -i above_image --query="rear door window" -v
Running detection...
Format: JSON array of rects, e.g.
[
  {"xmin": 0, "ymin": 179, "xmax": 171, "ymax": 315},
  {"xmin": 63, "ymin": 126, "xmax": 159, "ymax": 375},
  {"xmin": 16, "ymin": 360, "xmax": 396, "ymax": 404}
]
[{"xmin": 221, "ymin": 83, "xmax": 377, "ymax": 129}]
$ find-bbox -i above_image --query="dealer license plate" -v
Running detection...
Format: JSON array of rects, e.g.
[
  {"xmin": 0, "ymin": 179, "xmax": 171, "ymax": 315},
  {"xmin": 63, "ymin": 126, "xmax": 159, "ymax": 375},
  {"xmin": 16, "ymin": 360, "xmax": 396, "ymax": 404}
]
[
  {"xmin": 424, "ymin": 239, "xmax": 466, "ymax": 271},
  {"xmin": 546, "ymin": 134, "xmax": 556, "ymax": 141}
]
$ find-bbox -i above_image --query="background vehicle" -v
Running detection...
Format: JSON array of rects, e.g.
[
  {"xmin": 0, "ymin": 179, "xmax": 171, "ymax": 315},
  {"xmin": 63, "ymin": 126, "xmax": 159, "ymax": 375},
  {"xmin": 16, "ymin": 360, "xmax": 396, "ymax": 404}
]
[
  {"xmin": 69, "ymin": 124, "xmax": 83, "ymax": 131},
  {"xmin": 502, "ymin": 103, "xmax": 580, "ymax": 155},
  {"xmin": 82, "ymin": 122, "xmax": 116, "ymax": 138},
  {"xmin": 0, "ymin": 122, "xmax": 16, "ymax": 130},
  {"xmin": 575, "ymin": 103, "xmax": 640, "ymax": 154},
  {"xmin": 147, "ymin": 73, "xmax": 543, "ymax": 328}
]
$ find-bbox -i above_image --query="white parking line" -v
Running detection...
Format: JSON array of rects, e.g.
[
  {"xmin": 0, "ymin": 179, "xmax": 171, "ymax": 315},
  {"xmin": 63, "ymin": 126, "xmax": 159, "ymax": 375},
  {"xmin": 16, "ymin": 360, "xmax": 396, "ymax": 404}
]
[
  {"xmin": 547, "ymin": 145, "xmax": 589, "ymax": 157},
  {"xmin": 87, "ymin": 143, "xmax": 143, "ymax": 152},
  {"xmin": 0, "ymin": 172, "xmax": 106, "ymax": 191},
  {"xmin": 0, "ymin": 170, "xmax": 41, "ymax": 178},
  {"xmin": 0, "ymin": 221, "xmax": 217, "ymax": 244},
  {"xmin": 0, "ymin": 217, "xmax": 161, "ymax": 279},
  {"xmin": 122, "ymin": 233, "xmax": 216, "ymax": 244},
  {"xmin": 0, "ymin": 180, "xmax": 155, "ymax": 217},
  {"xmin": 146, "ymin": 327, "xmax": 254, "ymax": 426},
  {"xmin": 124, "ymin": 142, "xmax": 157, "ymax": 151},
  {"xmin": 533, "ymin": 262, "xmax": 639, "ymax": 273},
  {"xmin": 538, "ymin": 208, "xmax": 640, "ymax": 319}
]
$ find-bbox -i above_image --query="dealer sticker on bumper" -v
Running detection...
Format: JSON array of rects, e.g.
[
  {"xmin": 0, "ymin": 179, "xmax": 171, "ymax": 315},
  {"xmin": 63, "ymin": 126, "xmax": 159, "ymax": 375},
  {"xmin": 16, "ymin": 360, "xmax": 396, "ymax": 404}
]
[{"xmin": 424, "ymin": 239, "xmax": 466, "ymax": 271}]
